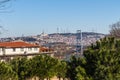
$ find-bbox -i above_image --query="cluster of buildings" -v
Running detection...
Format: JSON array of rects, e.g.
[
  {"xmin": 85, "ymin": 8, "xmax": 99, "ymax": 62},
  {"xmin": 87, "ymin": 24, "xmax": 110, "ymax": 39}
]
[
  {"xmin": 0, "ymin": 32, "xmax": 105, "ymax": 47},
  {"xmin": 0, "ymin": 32, "xmax": 105, "ymax": 60},
  {"xmin": 36, "ymin": 32, "xmax": 105, "ymax": 46}
]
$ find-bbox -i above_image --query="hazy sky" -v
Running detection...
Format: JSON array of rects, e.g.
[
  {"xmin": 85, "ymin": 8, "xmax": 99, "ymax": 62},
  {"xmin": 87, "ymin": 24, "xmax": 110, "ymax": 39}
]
[{"xmin": 0, "ymin": 0, "xmax": 120, "ymax": 37}]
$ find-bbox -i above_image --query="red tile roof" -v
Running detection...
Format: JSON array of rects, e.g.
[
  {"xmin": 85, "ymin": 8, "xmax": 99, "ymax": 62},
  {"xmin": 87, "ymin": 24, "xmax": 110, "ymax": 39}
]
[
  {"xmin": 0, "ymin": 41, "xmax": 39, "ymax": 48},
  {"xmin": 40, "ymin": 47, "xmax": 54, "ymax": 52}
]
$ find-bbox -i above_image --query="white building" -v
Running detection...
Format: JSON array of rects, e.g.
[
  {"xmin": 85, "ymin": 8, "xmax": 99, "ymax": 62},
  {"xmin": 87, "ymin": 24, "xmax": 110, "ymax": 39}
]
[{"xmin": 0, "ymin": 41, "xmax": 40, "ymax": 56}]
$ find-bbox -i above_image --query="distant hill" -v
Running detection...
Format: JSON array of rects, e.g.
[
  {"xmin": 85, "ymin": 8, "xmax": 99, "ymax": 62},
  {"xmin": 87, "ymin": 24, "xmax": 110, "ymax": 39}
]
[
  {"xmin": 0, "ymin": 32, "xmax": 105, "ymax": 45},
  {"xmin": 49, "ymin": 32, "xmax": 105, "ymax": 37}
]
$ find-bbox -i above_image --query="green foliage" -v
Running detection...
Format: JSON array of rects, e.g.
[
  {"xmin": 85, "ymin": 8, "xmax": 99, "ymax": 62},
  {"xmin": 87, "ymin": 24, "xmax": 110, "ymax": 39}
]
[
  {"xmin": 57, "ymin": 61, "xmax": 67, "ymax": 79},
  {"xmin": 84, "ymin": 37, "xmax": 120, "ymax": 80},
  {"xmin": 30, "ymin": 55, "xmax": 60, "ymax": 79},
  {"xmin": 66, "ymin": 37, "xmax": 120, "ymax": 80},
  {"xmin": 10, "ymin": 57, "xmax": 29, "ymax": 80},
  {"xmin": 66, "ymin": 56, "xmax": 87, "ymax": 80},
  {"xmin": 9, "ymin": 55, "xmax": 66, "ymax": 80},
  {"xmin": 1, "ymin": 37, "xmax": 120, "ymax": 80},
  {"xmin": 75, "ymin": 66, "xmax": 92, "ymax": 80},
  {"xmin": 0, "ymin": 61, "xmax": 18, "ymax": 80}
]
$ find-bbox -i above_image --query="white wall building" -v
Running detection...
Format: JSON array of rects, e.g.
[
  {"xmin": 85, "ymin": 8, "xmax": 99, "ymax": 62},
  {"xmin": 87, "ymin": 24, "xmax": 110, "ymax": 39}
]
[{"xmin": 0, "ymin": 41, "xmax": 40, "ymax": 56}]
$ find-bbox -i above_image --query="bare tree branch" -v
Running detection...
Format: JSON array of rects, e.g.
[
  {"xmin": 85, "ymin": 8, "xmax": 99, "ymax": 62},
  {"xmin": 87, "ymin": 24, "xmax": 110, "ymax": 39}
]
[
  {"xmin": 110, "ymin": 20, "xmax": 120, "ymax": 38},
  {"xmin": 0, "ymin": 0, "xmax": 10, "ymax": 6},
  {"xmin": 0, "ymin": 0, "xmax": 12, "ymax": 10},
  {"xmin": 0, "ymin": 0, "xmax": 12, "ymax": 35}
]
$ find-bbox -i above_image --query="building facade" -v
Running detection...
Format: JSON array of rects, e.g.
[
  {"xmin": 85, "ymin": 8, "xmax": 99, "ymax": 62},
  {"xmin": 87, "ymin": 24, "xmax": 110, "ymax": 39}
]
[{"xmin": 0, "ymin": 41, "xmax": 40, "ymax": 56}]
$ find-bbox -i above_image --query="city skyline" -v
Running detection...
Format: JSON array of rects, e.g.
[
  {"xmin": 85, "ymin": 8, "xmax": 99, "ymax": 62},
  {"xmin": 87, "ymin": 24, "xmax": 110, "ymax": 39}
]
[{"xmin": 0, "ymin": 0, "xmax": 120, "ymax": 37}]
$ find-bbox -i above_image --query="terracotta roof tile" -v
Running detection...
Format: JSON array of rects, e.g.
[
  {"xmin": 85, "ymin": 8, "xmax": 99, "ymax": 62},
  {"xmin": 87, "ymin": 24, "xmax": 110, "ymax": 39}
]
[
  {"xmin": 0, "ymin": 41, "xmax": 39, "ymax": 48},
  {"xmin": 40, "ymin": 47, "xmax": 54, "ymax": 52}
]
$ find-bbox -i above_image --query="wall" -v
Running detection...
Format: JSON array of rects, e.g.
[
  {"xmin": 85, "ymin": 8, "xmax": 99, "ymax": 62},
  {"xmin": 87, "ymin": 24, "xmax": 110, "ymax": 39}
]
[
  {"xmin": 2, "ymin": 47, "xmax": 39, "ymax": 55},
  {"xmin": 0, "ymin": 48, "xmax": 3, "ymax": 55}
]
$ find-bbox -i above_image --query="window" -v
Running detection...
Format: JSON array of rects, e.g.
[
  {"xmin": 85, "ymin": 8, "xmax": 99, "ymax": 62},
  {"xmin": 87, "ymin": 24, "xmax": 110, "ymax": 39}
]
[
  {"xmin": 13, "ymin": 48, "xmax": 16, "ymax": 52},
  {"xmin": 21, "ymin": 48, "xmax": 24, "ymax": 51},
  {"xmin": 28, "ymin": 48, "xmax": 32, "ymax": 51},
  {"xmin": 34, "ymin": 48, "xmax": 38, "ymax": 51},
  {"xmin": 0, "ymin": 48, "xmax": 1, "ymax": 53}
]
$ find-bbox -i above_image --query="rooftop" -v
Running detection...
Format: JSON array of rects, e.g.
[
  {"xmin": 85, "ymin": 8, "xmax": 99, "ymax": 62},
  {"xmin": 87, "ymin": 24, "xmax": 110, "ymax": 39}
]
[{"xmin": 0, "ymin": 41, "xmax": 39, "ymax": 48}]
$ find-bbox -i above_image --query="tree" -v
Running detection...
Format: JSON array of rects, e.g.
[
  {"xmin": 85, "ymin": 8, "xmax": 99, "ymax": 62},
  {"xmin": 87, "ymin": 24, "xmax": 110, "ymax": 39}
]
[
  {"xmin": 10, "ymin": 57, "xmax": 30, "ymax": 80},
  {"xmin": 56, "ymin": 61, "xmax": 67, "ymax": 80},
  {"xmin": 0, "ymin": 0, "xmax": 11, "ymax": 9},
  {"xmin": 30, "ymin": 55, "xmax": 47, "ymax": 80},
  {"xmin": 0, "ymin": 0, "xmax": 12, "ymax": 33},
  {"xmin": 66, "ymin": 37, "xmax": 120, "ymax": 80},
  {"xmin": 0, "ymin": 61, "xmax": 18, "ymax": 80},
  {"xmin": 75, "ymin": 66, "xmax": 92, "ymax": 80},
  {"xmin": 31, "ymin": 55, "xmax": 59, "ymax": 80},
  {"xmin": 110, "ymin": 20, "xmax": 120, "ymax": 38},
  {"xmin": 66, "ymin": 56, "xmax": 88, "ymax": 80},
  {"xmin": 0, "ymin": 0, "xmax": 13, "ymax": 14},
  {"xmin": 84, "ymin": 37, "xmax": 120, "ymax": 80}
]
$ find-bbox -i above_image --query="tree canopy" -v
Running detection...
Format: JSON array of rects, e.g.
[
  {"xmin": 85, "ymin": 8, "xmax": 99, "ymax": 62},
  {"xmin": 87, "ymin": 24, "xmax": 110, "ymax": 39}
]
[
  {"xmin": 84, "ymin": 37, "xmax": 120, "ymax": 80},
  {"xmin": 110, "ymin": 21, "xmax": 120, "ymax": 38},
  {"xmin": 0, "ymin": 61, "xmax": 18, "ymax": 80},
  {"xmin": 0, "ymin": 37, "xmax": 120, "ymax": 80},
  {"xmin": 66, "ymin": 37, "xmax": 120, "ymax": 80}
]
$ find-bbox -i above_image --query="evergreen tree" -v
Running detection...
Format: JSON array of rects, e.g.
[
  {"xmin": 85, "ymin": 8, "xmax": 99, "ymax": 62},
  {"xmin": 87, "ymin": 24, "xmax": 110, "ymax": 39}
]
[
  {"xmin": 57, "ymin": 61, "xmax": 67, "ymax": 80},
  {"xmin": 66, "ymin": 56, "xmax": 87, "ymax": 80},
  {"xmin": 31, "ymin": 55, "xmax": 59, "ymax": 80},
  {"xmin": 10, "ymin": 57, "xmax": 29, "ymax": 80},
  {"xmin": 84, "ymin": 37, "xmax": 120, "ymax": 80},
  {"xmin": 0, "ymin": 61, "xmax": 18, "ymax": 80}
]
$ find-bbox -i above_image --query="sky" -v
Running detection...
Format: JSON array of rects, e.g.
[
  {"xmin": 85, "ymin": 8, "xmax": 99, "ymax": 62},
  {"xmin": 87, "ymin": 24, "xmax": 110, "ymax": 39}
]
[{"xmin": 0, "ymin": 0, "xmax": 120, "ymax": 37}]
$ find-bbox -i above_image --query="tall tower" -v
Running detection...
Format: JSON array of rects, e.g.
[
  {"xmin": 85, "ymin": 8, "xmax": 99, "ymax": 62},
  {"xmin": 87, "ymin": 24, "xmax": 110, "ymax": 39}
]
[
  {"xmin": 76, "ymin": 30, "xmax": 83, "ymax": 55},
  {"xmin": 57, "ymin": 27, "xmax": 59, "ymax": 34}
]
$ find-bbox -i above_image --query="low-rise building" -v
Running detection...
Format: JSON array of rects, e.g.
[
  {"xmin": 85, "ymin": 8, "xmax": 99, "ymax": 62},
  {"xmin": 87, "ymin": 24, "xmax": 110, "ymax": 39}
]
[{"xmin": 0, "ymin": 41, "xmax": 40, "ymax": 56}]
